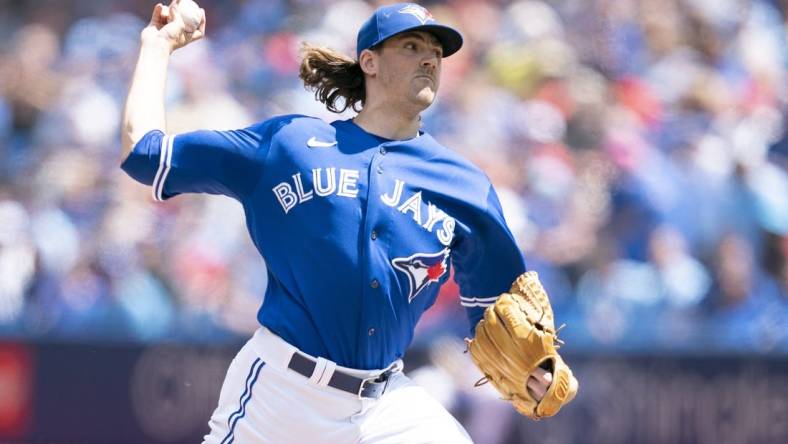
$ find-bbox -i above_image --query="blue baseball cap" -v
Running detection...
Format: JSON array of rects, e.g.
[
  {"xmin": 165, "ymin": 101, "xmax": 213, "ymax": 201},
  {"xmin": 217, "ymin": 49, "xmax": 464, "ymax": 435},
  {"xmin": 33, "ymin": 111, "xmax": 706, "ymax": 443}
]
[{"xmin": 356, "ymin": 3, "xmax": 463, "ymax": 58}]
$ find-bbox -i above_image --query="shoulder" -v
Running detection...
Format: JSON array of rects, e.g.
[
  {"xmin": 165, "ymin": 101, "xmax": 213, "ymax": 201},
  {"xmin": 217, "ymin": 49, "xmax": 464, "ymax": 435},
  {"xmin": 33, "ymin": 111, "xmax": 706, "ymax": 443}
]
[
  {"xmin": 248, "ymin": 114, "xmax": 331, "ymax": 139},
  {"xmin": 419, "ymin": 134, "xmax": 486, "ymax": 174},
  {"xmin": 418, "ymin": 133, "xmax": 494, "ymax": 195}
]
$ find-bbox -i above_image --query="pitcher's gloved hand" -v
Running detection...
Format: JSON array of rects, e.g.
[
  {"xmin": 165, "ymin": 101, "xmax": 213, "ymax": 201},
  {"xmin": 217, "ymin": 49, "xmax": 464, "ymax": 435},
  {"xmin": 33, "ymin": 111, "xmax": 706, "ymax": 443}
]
[{"xmin": 465, "ymin": 271, "xmax": 578, "ymax": 419}]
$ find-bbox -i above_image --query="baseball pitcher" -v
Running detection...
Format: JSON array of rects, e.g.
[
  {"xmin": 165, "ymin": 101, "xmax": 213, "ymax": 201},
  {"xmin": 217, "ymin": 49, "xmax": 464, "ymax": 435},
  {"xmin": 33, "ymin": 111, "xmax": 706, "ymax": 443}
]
[{"xmin": 120, "ymin": 1, "xmax": 578, "ymax": 442}]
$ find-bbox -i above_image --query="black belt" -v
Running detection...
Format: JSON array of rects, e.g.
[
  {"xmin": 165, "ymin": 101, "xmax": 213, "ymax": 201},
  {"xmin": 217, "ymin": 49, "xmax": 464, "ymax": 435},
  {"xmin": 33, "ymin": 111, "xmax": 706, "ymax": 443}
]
[{"xmin": 287, "ymin": 352, "xmax": 397, "ymax": 399}]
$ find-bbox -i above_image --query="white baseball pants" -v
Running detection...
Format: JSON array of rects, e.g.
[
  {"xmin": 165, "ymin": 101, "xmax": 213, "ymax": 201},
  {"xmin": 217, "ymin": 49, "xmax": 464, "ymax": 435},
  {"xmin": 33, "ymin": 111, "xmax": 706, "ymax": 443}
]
[{"xmin": 202, "ymin": 327, "xmax": 473, "ymax": 444}]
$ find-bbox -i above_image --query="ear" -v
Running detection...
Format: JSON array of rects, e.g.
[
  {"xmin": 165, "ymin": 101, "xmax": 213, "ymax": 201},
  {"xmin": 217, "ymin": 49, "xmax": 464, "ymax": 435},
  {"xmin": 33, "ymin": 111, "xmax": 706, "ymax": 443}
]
[{"xmin": 359, "ymin": 49, "xmax": 378, "ymax": 76}]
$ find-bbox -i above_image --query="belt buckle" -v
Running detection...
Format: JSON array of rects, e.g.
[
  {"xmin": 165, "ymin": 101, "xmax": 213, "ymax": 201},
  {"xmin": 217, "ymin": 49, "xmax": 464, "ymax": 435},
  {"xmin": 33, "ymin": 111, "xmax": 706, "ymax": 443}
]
[
  {"xmin": 357, "ymin": 361, "xmax": 401, "ymax": 399},
  {"xmin": 357, "ymin": 372, "xmax": 391, "ymax": 399},
  {"xmin": 357, "ymin": 374, "xmax": 380, "ymax": 399}
]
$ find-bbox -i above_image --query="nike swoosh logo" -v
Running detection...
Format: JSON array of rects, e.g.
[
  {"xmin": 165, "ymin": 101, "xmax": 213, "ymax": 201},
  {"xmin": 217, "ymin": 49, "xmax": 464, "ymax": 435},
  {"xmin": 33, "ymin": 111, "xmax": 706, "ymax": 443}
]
[{"xmin": 307, "ymin": 137, "xmax": 337, "ymax": 148}]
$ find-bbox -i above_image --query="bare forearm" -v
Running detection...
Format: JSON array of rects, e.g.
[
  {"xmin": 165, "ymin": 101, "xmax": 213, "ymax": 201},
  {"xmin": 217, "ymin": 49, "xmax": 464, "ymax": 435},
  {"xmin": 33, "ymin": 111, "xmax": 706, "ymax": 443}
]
[
  {"xmin": 120, "ymin": 1, "xmax": 205, "ymax": 162},
  {"xmin": 120, "ymin": 38, "xmax": 172, "ymax": 162}
]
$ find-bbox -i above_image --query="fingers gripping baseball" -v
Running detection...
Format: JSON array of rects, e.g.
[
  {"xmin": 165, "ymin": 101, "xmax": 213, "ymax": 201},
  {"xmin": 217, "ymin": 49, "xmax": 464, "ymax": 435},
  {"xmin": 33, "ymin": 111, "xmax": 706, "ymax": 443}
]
[{"xmin": 144, "ymin": 0, "xmax": 206, "ymax": 51}]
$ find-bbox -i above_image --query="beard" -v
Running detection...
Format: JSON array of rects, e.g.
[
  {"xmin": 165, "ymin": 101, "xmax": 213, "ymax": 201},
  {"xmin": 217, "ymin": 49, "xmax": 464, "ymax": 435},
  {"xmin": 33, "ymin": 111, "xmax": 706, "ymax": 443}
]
[{"xmin": 376, "ymin": 67, "xmax": 439, "ymax": 113}]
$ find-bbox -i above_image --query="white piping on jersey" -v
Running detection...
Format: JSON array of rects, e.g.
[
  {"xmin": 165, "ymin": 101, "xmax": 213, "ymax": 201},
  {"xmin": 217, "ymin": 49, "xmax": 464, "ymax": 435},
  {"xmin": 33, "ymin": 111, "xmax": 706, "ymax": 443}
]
[
  {"xmin": 152, "ymin": 135, "xmax": 175, "ymax": 202},
  {"xmin": 151, "ymin": 135, "xmax": 167, "ymax": 201},
  {"xmin": 459, "ymin": 295, "xmax": 498, "ymax": 308}
]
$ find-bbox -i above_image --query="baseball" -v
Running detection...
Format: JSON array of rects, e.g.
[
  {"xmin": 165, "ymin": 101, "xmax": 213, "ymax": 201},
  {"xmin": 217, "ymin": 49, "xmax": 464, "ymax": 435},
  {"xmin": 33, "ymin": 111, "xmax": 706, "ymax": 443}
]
[{"xmin": 177, "ymin": 0, "xmax": 202, "ymax": 33}]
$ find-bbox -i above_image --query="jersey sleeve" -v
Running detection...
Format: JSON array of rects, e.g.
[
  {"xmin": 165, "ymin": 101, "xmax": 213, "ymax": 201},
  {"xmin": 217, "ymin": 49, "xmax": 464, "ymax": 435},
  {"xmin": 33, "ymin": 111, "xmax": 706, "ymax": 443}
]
[
  {"xmin": 120, "ymin": 120, "xmax": 275, "ymax": 201},
  {"xmin": 450, "ymin": 181, "xmax": 527, "ymax": 333}
]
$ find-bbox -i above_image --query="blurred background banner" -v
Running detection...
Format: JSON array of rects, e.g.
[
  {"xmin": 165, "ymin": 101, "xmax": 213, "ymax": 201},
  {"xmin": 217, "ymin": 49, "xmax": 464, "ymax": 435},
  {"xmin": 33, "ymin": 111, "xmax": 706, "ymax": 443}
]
[
  {"xmin": 1, "ymin": 341, "xmax": 787, "ymax": 444},
  {"xmin": 0, "ymin": 0, "xmax": 786, "ymax": 443}
]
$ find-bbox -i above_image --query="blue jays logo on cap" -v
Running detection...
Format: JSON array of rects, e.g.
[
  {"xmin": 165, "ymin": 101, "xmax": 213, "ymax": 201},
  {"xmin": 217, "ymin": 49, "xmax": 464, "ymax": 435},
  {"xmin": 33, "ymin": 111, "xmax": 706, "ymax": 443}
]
[
  {"xmin": 356, "ymin": 3, "xmax": 463, "ymax": 58},
  {"xmin": 392, "ymin": 248, "xmax": 450, "ymax": 303},
  {"xmin": 398, "ymin": 4, "xmax": 434, "ymax": 25}
]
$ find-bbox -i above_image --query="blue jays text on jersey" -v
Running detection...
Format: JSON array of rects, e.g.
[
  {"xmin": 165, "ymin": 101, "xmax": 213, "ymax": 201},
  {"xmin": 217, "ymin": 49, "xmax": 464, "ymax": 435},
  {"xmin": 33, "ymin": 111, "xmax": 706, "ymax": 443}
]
[{"xmin": 121, "ymin": 115, "xmax": 526, "ymax": 370}]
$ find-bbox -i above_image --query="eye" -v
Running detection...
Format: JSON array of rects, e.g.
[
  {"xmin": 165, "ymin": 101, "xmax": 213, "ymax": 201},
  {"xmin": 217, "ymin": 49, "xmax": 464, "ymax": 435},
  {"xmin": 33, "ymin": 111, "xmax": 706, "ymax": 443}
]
[{"xmin": 404, "ymin": 42, "xmax": 417, "ymax": 50}]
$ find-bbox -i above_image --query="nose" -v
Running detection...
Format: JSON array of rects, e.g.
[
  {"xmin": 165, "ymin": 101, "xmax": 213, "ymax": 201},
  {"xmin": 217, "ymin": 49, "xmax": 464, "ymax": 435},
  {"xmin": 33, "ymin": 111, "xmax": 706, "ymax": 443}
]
[{"xmin": 421, "ymin": 54, "xmax": 438, "ymax": 72}]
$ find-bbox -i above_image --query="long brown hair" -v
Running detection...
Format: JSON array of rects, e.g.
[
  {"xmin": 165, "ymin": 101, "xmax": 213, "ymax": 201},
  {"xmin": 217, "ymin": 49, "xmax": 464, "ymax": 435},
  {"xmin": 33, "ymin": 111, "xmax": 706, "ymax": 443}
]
[{"xmin": 299, "ymin": 43, "xmax": 367, "ymax": 113}]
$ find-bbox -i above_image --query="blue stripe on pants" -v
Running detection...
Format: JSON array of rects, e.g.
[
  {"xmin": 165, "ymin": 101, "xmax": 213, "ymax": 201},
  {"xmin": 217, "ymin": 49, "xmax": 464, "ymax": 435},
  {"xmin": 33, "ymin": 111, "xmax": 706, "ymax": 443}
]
[{"xmin": 221, "ymin": 357, "xmax": 265, "ymax": 444}]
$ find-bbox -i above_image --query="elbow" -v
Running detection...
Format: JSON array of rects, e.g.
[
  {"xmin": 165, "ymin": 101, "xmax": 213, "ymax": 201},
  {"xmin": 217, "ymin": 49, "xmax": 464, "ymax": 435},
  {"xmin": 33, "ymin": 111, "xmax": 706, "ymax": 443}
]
[
  {"xmin": 120, "ymin": 134, "xmax": 133, "ymax": 165},
  {"xmin": 120, "ymin": 115, "xmax": 134, "ymax": 165},
  {"xmin": 120, "ymin": 122, "xmax": 146, "ymax": 165},
  {"xmin": 120, "ymin": 120, "xmax": 165, "ymax": 165}
]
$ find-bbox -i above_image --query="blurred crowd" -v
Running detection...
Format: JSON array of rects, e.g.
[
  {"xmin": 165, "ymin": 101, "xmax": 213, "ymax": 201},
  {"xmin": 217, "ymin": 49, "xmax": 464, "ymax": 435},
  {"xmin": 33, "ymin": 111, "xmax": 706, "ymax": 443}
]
[{"xmin": 0, "ymin": 0, "xmax": 787, "ymax": 353}]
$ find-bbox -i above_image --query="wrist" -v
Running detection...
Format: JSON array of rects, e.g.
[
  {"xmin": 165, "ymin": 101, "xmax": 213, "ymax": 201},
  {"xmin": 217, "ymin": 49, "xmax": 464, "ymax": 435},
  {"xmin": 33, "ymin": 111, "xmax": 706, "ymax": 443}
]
[{"xmin": 140, "ymin": 30, "xmax": 176, "ymax": 54}]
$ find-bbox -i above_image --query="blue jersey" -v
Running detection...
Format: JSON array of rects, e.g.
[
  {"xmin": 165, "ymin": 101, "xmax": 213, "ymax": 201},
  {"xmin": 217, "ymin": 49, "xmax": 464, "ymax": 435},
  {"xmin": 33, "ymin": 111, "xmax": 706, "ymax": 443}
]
[{"xmin": 122, "ymin": 115, "xmax": 526, "ymax": 369}]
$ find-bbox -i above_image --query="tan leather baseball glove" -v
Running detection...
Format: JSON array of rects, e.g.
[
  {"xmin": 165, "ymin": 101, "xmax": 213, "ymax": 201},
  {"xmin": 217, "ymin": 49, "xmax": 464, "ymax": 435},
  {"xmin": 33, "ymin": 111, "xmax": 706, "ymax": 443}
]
[{"xmin": 466, "ymin": 271, "xmax": 578, "ymax": 419}]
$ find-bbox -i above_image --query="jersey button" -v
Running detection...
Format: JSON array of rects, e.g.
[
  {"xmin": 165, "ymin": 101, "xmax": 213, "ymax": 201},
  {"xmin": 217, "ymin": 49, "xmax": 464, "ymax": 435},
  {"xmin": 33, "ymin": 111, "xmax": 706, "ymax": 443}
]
[
  {"xmin": 379, "ymin": 147, "xmax": 387, "ymax": 155},
  {"xmin": 371, "ymin": 230, "xmax": 377, "ymax": 240},
  {"xmin": 377, "ymin": 165, "xmax": 383, "ymax": 174},
  {"xmin": 370, "ymin": 279, "xmax": 379, "ymax": 289},
  {"xmin": 368, "ymin": 327, "xmax": 376, "ymax": 336}
]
